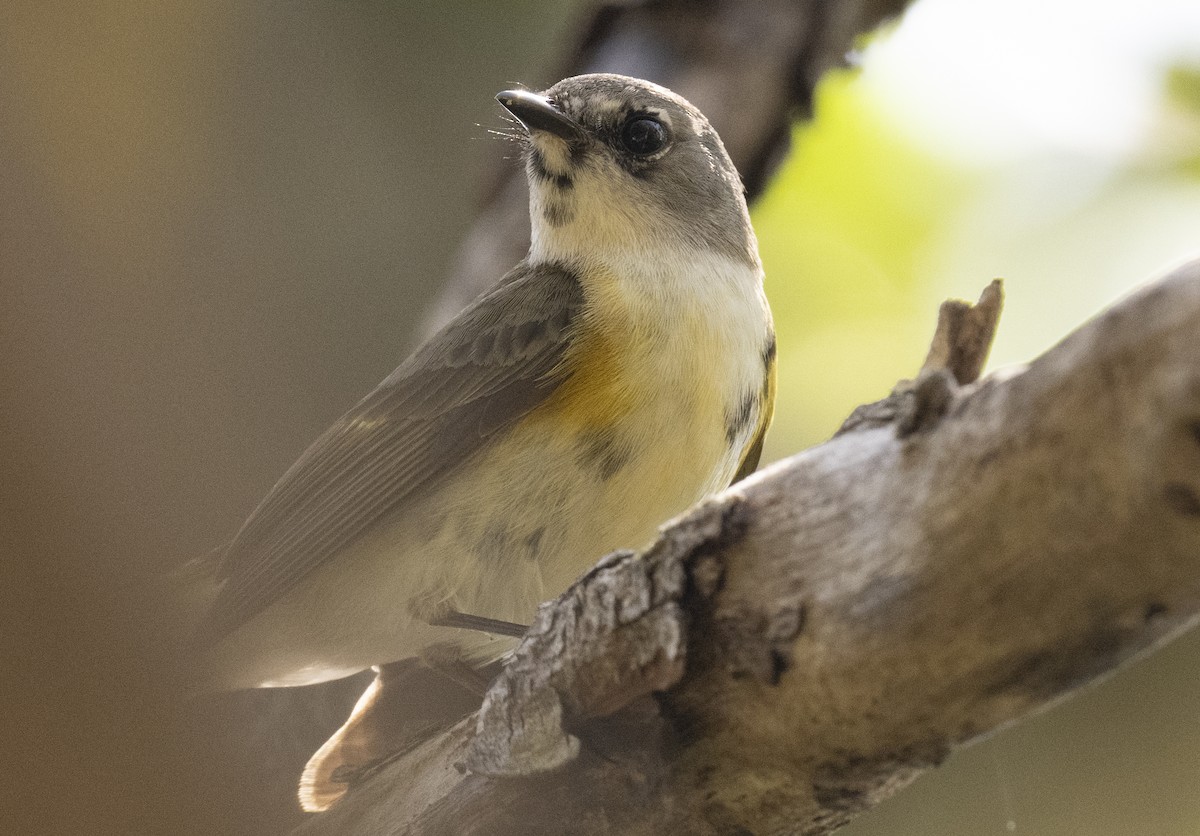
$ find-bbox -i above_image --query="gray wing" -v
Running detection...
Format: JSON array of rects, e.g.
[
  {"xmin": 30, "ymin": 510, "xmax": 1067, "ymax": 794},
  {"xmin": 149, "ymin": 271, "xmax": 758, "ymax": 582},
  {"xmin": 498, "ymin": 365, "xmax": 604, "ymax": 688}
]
[{"xmin": 203, "ymin": 261, "xmax": 585, "ymax": 639}]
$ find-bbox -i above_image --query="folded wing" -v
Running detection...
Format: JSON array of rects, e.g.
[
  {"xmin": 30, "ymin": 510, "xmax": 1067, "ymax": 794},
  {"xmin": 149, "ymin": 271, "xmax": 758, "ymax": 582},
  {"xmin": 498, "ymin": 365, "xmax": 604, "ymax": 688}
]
[{"xmin": 203, "ymin": 262, "xmax": 585, "ymax": 639}]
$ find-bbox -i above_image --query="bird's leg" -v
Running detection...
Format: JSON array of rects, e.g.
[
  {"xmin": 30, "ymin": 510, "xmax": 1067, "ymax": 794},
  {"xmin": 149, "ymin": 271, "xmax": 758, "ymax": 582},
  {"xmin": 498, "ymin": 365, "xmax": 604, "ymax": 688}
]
[{"xmin": 426, "ymin": 606, "xmax": 530, "ymax": 639}]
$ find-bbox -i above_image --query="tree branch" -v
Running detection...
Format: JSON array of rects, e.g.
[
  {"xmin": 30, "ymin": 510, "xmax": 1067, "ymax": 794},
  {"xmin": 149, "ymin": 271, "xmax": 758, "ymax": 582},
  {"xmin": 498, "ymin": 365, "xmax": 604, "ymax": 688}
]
[{"xmin": 299, "ymin": 258, "xmax": 1200, "ymax": 834}]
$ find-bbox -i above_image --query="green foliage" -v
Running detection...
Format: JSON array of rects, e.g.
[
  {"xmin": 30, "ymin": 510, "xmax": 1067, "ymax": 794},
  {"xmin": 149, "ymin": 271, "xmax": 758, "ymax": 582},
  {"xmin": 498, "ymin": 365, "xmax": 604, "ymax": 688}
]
[
  {"xmin": 754, "ymin": 72, "xmax": 983, "ymax": 450},
  {"xmin": 754, "ymin": 61, "xmax": 1200, "ymax": 459},
  {"xmin": 1162, "ymin": 63, "xmax": 1200, "ymax": 178}
]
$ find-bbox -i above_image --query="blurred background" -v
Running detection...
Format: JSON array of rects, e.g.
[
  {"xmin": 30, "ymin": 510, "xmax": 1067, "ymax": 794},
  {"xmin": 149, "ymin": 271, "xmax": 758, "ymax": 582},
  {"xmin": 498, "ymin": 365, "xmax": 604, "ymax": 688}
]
[{"xmin": 2, "ymin": 0, "xmax": 1197, "ymax": 833}]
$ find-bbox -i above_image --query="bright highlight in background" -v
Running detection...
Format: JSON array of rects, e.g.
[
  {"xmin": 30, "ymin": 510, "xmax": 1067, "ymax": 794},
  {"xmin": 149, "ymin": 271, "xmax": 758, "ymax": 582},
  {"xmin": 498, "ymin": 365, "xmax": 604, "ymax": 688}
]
[
  {"xmin": 862, "ymin": 0, "xmax": 1200, "ymax": 163},
  {"xmin": 755, "ymin": 0, "xmax": 1200, "ymax": 455}
]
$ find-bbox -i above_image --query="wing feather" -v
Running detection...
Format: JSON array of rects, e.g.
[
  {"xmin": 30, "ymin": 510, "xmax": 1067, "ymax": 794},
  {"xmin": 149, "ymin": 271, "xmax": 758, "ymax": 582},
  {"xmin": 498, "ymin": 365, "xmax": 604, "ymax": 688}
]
[{"xmin": 203, "ymin": 261, "xmax": 584, "ymax": 638}]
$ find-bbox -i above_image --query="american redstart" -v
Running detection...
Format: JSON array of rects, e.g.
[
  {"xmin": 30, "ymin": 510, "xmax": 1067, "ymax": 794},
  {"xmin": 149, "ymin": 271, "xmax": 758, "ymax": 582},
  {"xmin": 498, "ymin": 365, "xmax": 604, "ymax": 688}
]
[{"xmin": 193, "ymin": 74, "xmax": 776, "ymax": 700}]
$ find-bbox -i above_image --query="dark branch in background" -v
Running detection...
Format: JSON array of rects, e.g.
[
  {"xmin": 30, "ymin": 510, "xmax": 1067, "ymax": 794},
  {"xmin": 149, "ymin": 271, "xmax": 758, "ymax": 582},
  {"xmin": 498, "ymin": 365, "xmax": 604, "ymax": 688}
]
[
  {"xmin": 300, "ymin": 260, "xmax": 1200, "ymax": 836},
  {"xmin": 423, "ymin": 0, "xmax": 912, "ymax": 330}
]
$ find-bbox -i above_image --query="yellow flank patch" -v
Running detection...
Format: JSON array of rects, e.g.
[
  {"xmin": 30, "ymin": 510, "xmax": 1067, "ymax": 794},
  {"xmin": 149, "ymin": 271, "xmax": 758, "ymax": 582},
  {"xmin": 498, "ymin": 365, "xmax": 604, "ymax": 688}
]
[
  {"xmin": 760, "ymin": 349, "xmax": 778, "ymax": 437},
  {"xmin": 530, "ymin": 266, "xmax": 656, "ymax": 429},
  {"xmin": 521, "ymin": 257, "xmax": 770, "ymax": 497},
  {"xmin": 736, "ymin": 347, "xmax": 777, "ymax": 477},
  {"xmin": 534, "ymin": 318, "xmax": 632, "ymax": 428}
]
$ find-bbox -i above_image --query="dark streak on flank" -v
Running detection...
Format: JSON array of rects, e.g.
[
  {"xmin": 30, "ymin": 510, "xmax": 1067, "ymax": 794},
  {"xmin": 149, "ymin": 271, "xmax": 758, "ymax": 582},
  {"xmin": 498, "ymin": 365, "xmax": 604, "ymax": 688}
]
[
  {"xmin": 475, "ymin": 523, "xmax": 513, "ymax": 562},
  {"xmin": 575, "ymin": 427, "xmax": 630, "ymax": 481},
  {"xmin": 524, "ymin": 527, "xmax": 545, "ymax": 560},
  {"xmin": 762, "ymin": 332, "xmax": 777, "ymax": 370},
  {"xmin": 725, "ymin": 390, "xmax": 759, "ymax": 444}
]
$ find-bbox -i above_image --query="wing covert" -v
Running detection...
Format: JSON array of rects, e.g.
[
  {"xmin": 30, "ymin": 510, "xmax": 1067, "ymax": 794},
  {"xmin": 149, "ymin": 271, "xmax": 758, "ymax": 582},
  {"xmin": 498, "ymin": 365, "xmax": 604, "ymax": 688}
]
[{"xmin": 203, "ymin": 261, "xmax": 584, "ymax": 639}]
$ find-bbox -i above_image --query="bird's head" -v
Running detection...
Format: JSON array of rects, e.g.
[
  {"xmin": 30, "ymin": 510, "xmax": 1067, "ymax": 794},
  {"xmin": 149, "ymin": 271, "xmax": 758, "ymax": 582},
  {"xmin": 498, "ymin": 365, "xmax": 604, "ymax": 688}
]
[{"xmin": 497, "ymin": 74, "xmax": 758, "ymax": 271}]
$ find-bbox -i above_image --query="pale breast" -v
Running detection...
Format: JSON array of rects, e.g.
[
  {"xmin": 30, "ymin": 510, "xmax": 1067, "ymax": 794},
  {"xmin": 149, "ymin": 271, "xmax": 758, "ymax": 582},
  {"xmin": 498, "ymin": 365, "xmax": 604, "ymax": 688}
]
[
  {"xmin": 206, "ymin": 253, "xmax": 772, "ymax": 687},
  {"xmin": 494, "ymin": 252, "xmax": 773, "ymax": 590}
]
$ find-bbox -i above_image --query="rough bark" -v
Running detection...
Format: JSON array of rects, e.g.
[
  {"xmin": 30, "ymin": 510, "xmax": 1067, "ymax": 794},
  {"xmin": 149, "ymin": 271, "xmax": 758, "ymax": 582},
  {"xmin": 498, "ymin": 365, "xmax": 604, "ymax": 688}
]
[{"xmin": 298, "ymin": 261, "xmax": 1200, "ymax": 834}]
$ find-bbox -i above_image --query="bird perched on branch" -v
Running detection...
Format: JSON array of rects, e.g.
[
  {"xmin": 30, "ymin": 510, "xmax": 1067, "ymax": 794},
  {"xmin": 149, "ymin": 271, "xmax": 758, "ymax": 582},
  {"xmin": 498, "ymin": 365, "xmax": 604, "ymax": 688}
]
[{"xmin": 189, "ymin": 73, "xmax": 775, "ymax": 808}]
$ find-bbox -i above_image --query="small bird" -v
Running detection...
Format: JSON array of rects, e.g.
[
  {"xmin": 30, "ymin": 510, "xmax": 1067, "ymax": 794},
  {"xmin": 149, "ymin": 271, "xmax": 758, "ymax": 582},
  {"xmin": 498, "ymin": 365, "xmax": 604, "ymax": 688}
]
[{"xmin": 197, "ymin": 74, "xmax": 775, "ymax": 703}]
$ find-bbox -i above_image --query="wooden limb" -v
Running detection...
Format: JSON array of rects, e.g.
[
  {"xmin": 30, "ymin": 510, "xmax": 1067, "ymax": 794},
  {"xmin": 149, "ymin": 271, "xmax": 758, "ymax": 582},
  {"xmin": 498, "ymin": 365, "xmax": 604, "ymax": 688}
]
[
  {"xmin": 919, "ymin": 278, "xmax": 1004, "ymax": 383},
  {"xmin": 837, "ymin": 280, "xmax": 1003, "ymax": 437},
  {"xmin": 298, "ymin": 259, "xmax": 1200, "ymax": 835}
]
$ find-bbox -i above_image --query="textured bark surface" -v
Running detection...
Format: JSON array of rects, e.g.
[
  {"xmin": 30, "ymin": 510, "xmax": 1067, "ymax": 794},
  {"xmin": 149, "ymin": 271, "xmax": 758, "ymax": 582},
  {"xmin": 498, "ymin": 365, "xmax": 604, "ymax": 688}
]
[{"xmin": 298, "ymin": 261, "xmax": 1200, "ymax": 835}]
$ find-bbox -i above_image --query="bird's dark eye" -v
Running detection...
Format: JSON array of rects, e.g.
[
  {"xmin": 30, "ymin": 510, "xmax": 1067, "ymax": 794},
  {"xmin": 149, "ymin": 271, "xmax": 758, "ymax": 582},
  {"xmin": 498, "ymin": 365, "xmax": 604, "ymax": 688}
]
[{"xmin": 620, "ymin": 116, "xmax": 668, "ymax": 156}]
